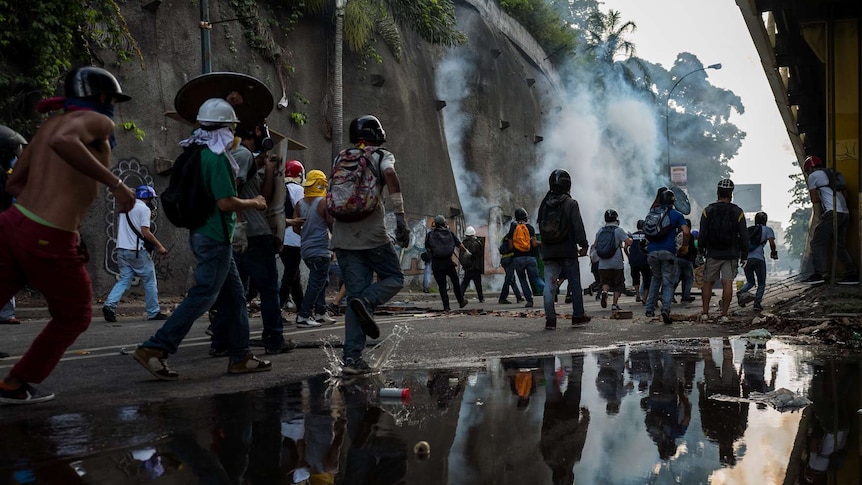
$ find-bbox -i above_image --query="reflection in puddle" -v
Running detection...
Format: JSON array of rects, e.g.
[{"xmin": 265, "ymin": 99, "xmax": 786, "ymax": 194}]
[{"xmin": 0, "ymin": 337, "xmax": 857, "ymax": 484}]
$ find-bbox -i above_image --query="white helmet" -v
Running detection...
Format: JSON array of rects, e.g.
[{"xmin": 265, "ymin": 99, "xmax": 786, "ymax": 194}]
[
  {"xmin": 465, "ymin": 226, "xmax": 476, "ymax": 236},
  {"xmin": 196, "ymin": 98, "xmax": 240, "ymax": 124}
]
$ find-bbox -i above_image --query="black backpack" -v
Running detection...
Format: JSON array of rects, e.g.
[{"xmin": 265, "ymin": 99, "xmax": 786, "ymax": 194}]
[
  {"xmin": 595, "ymin": 226, "xmax": 618, "ymax": 259},
  {"xmin": 747, "ymin": 225, "xmax": 763, "ymax": 252},
  {"xmin": 161, "ymin": 144, "xmax": 215, "ymax": 230},
  {"xmin": 284, "ymin": 181, "xmax": 297, "ymax": 219},
  {"xmin": 428, "ymin": 228, "xmax": 455, "ymax": 258},
  {"xmin": 537, "ymin": 193, "xmax": 569, "ymax": 244},
  {"xmin": 703, "ymin": 203, "xmax": 737, "ymax": 250}
]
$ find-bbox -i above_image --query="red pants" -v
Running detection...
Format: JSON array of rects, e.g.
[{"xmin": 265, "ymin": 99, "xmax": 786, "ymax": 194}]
[{"xmin": 0, "ymin": 206, "xmax": 92, "ymax": 383}]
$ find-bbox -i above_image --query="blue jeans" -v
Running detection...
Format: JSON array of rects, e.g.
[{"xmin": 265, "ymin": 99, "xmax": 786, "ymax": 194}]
[
  {"xmin": 0, "ymin": 297, "xmax": 14, "ymax": 320},
  {"xmin": 543, "ymin": 259, "xmax": 586, "ymax": 321},
  {"xmin": 105, "ymin": 248, "xmax": 160, "ymax": 318},
  {"xmin": 335, "ymin": 243, "xmax": 404, "ymax": 362},
  {"xmin": 674, "ymin": 258, "xmax": 694, "ymax": 300},
  {"xmin": 142, "ymin": 232, "xmax": 250, "ymax": 360},
  {"xmin": 741, "ymin": 258, "xmax": 767, "ymax": 307},
  {"xmin": 423, "ymin": 263, "xmax": 433, "ymax": 291},
  {"xmin": 646, "ymin": 250, "xmax": 678, "ymax": 314},
  {"xmin": 512, "ymin": 256, "xmax": 541, "ymax": 303},
  {"xmin": 299, "ymin": 255, "xmax": 331, "ymax": 318},
  {"xmin": 498, "ymin": 257, "xmax": 522, "ymax": 301},
  {"xmin": 234, "ymin": 235, "xmax": 283, "ymax": 350}
]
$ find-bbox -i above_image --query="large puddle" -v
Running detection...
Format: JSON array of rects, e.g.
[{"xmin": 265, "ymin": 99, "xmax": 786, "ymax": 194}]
[{"xmin": 0, "ymin": 337, "xmax": 858, "ymax": 484}]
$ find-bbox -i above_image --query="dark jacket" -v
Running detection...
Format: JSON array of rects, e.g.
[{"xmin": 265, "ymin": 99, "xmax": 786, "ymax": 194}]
[
  {"xmin": 461, "ymin": 235, "xmax": 484, "ymax": 273},
  {"xmin": 538, "ymin": 191, "xmax": 588, "ymax": 260}
]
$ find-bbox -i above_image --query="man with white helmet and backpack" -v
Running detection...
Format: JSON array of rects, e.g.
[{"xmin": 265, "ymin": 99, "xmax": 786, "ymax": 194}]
[{"xmin": 134, "ymin": 98, "xmax": 272, "ymax": 381}]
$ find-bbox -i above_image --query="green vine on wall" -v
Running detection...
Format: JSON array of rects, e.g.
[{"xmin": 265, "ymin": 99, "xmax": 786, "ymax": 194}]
[
  {"xmin": 121, "ymin": 121, "xmax": 146, "ymax": 141},
  {"xmin": 0, "ymin": 0, "xmax": 143, "ymax": 134}
]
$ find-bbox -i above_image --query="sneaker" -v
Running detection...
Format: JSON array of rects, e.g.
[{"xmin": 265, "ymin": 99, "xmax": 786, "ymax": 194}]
[
  {"xmin": 571, "ymin": 315, "xmax": 591, "ymax": 325},
  {"xmin": 611, "ymin": 304, "xmax": 621, "ymax": 311},
  {"xmin": 683, "ymin": 296, "xmax": 697, "ymax": 303},
  {"xmin": 516, "ymin": 297, "xmax": 525, "ymax": 303},
  {"xmin": 102, "ymin": 306, "xmax": 116, "ymax": 323},
  {"xmin": 524, "ymin": 301, "xmax": 534, "ymax": 308},
  {"xmin": 600, "ymin": 291, "xmax": 608, "ymax": 308},
  {"xmin": 564, "ymin": 295, "xmax": 572, "ymax": 304},
  {"xmin": 228, "ymin": 353, "xmax": 272, "ymax": 374},
  {"xmin": 0, "ymin": 318, "xmax": 20, "ymax": 325},
  {"xmin": 0, "ymin": 383, "xmax": 55, "ymax": 405},
  {"xmin": 313, "ymin": 312, "xmax": 337, "ymax": 324},
  {"xmin": 459, "ymin": 299, "xmax": 468, "ymax": 309},
  {"xmin": 753, "ymin": 305, "xmax": 764, "ymax": 312},
  {"xmin": 699, "ymin": 313, "xmax": 710, "ymax": 322},
  {"xmin": 720, "ymin": 315, "xmax": 731, "ymax": 324},
  {"xmin": 645, "ymin": 311, "xmax": 655, "ymax": 317},
  {"xmin": 635, "ymin": 295, "xmax": 643, "ymax": 303},
  {"xmin": 661, "ymin": 311, "xmax": 672, "ymax": 325},
  {"xmin": 296, "ymin": 315, "xmax": 322, "ymax": 328},
  {"xmin": 133, "ymin": 347, "xmax": 179, "ymax": 381},
  {"xmin": 265, "ymin": 340, "xmax": 297, "ymax": 354},
  {"xmin": 342, "ymin": 357, "xmax": 372, "ymax": 376},
  {"xmin": 498, "ymin": 299, "xmax": 512, "ymax": 304},
  {"xmin": 737, "ymin": 291, "xmax": 754, "ymax": 307},
  {"xmin": 802, "ymin": 273, "xmax": 825, "ymax": 285},
  {"xmin": 349, "ymin": 298, "xmax": 379, "ymax": 339},
  {"xmin": 205, "ymin": 324, "xmax": 214, "ymax": 336},
  {"xmin": 545, "ymin": 319, "xmax": 557, "ymax": 330},
  {"xmin": 209, "ymin": 347, "xmax": 228, "ymax": 357},
  {"xmin": 838, "ymin": 274, "xmax": 860, "ymax": 285},
  {"xmin": 148, "ymin": 312, "xmax": 169, "ymax": 321}
]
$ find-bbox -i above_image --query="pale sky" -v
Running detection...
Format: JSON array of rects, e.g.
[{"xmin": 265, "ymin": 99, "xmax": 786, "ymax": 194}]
[{"xmin": 602, "ymin": 0, "xmax": 798, "ymax": 228}]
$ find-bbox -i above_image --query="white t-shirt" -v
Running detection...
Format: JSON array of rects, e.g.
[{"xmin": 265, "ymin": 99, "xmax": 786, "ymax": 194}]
[
  {"xmin": 807, "ymin": 169, "xmax": 848, "ymax": 213},
  {"xmin": 283, "ymin": 182, "xmax": 304, "ymax": 247},
  {"xmin": 117, "ymin": 199, "xmax": 151, "ymax": 250}
]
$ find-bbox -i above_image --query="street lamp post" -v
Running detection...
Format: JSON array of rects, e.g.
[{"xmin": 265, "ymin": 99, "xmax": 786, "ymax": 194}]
[{"xmin": 665, "ymin": 63, "xmax": 722, "ymax": 184}]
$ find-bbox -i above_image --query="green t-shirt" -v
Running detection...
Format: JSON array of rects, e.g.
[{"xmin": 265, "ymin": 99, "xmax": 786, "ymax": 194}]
[{"xmin": 193, "ymin": 148, "xmax": 237, "ymax": 243}]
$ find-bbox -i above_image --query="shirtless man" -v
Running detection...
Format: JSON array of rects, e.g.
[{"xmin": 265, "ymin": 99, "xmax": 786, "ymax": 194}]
[{"xmin": 0, "ymin": 66, "xmax": 134, "ymax": 404}]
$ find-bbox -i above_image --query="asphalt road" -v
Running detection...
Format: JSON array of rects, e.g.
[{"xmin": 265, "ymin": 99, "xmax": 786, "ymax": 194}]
[{"xmin": 0, "ymin": 289, "xmax": 775, "ymax": 422}]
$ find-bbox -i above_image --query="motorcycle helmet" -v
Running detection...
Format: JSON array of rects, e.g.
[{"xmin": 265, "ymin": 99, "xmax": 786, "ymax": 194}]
[
  {"xmin": 548, "ymin": 169, "xmax": 571, "ymax": 192},
  {"xmin": 658, "ymin": 187, "xmax": 675, "ymax": 206},
  {"xmin": 604, "ymin": 209, "xmax": 619, "ymax": 223},
  {"xmin": 64, "ymin": 66, "xmax": 131, "ymax": 102},
  {"xmin": 349, "ymin": 115, "xmax": 386, "ymax": 144},
  {"xmin": 803, "ymin": 155, "xmax": 823, "ymax": 173},
  {"xmin": 514, "ymin": 207, "xmax": 528, "ymax": 221},
  {"xmin": 433, "ymin": 215, "xmax": 446, "ymax": 228}
]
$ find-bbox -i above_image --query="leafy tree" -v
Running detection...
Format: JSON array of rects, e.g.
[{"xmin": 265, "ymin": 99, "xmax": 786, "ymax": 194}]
[
  {"xmin": 579, "ymin": 9, "xmax": 651, "ymax": 91},
  {"xmin": 784, "ymin": 168, "xmax": 810, "ymax": 263},
  {"xmin": 498, "ymin": 0, "xmax": 578, "ymax": 63}
]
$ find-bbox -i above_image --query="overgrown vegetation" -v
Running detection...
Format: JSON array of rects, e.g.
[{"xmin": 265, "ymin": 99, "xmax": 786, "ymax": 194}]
[
  {"xmin": 499, "ymin": 0, "xmax": 578, "ymax": 62},
  {"xmin": 0, "ymin": 0, "xmax": 142, "ymax": 134}
]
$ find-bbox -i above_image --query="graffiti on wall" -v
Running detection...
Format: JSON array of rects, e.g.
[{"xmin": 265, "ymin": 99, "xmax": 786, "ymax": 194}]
[{"xmin": 103, "ymin": 158, "xmax": 174, "ymax": 283}]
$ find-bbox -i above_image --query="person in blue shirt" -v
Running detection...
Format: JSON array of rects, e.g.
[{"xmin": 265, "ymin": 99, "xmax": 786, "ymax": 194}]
[{"xmin": 644, "ymin": 187, "xmax": 690, "ymax": 325}]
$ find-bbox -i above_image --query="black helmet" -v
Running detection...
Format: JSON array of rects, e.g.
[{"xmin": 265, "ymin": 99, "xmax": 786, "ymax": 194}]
[
  {"xmin": 433, "ymin": 215, "xmax": 446, "ymax": 228},
  {"xmin": 64, "ymin": 66, "xmax": 131, "ymax": 102},
  {"xmin": 604, "ymin": 209, "xmax": 618, "ymax": 223},
  {"xmin": 514, "ymin": 207, "xmax": 528, "ymax": 221},
  {"xmin": 548, "ymin": 169, "xmax": 571, "ymax": 192},
  {"xmin": 0, "ymin": 125, "xmax": 27, "ymax": 153},
  {"xmin": 349, "ymin": 115, "xmax": 386, "ymax": 144},
  {"xmin": 636, "ymin": 219, "xmax": 644, "ymax": 230},
  {"xmin": 658, "ymin": 187, "xmax": 675, "ymax": 206},
  {"xmin": 754, "ymin": 211, "xmax": 767, "ymax": 225}
]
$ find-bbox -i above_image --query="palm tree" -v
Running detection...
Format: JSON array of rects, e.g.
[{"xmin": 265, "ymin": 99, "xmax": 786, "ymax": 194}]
[{"xmin": 581, "ymin": 9, "xmax": 651, "ymax": 91}]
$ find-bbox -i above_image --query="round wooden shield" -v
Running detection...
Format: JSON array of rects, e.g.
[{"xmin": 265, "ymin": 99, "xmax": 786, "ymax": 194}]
[{"xmin": 173, "ymin": 72, "xmax": 274, "ymax": 131}]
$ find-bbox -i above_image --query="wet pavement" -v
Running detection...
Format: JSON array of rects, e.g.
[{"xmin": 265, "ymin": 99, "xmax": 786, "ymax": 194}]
[{"xmin": 1, "ymin": 335, "xmax": 859, "ymax": 484}]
